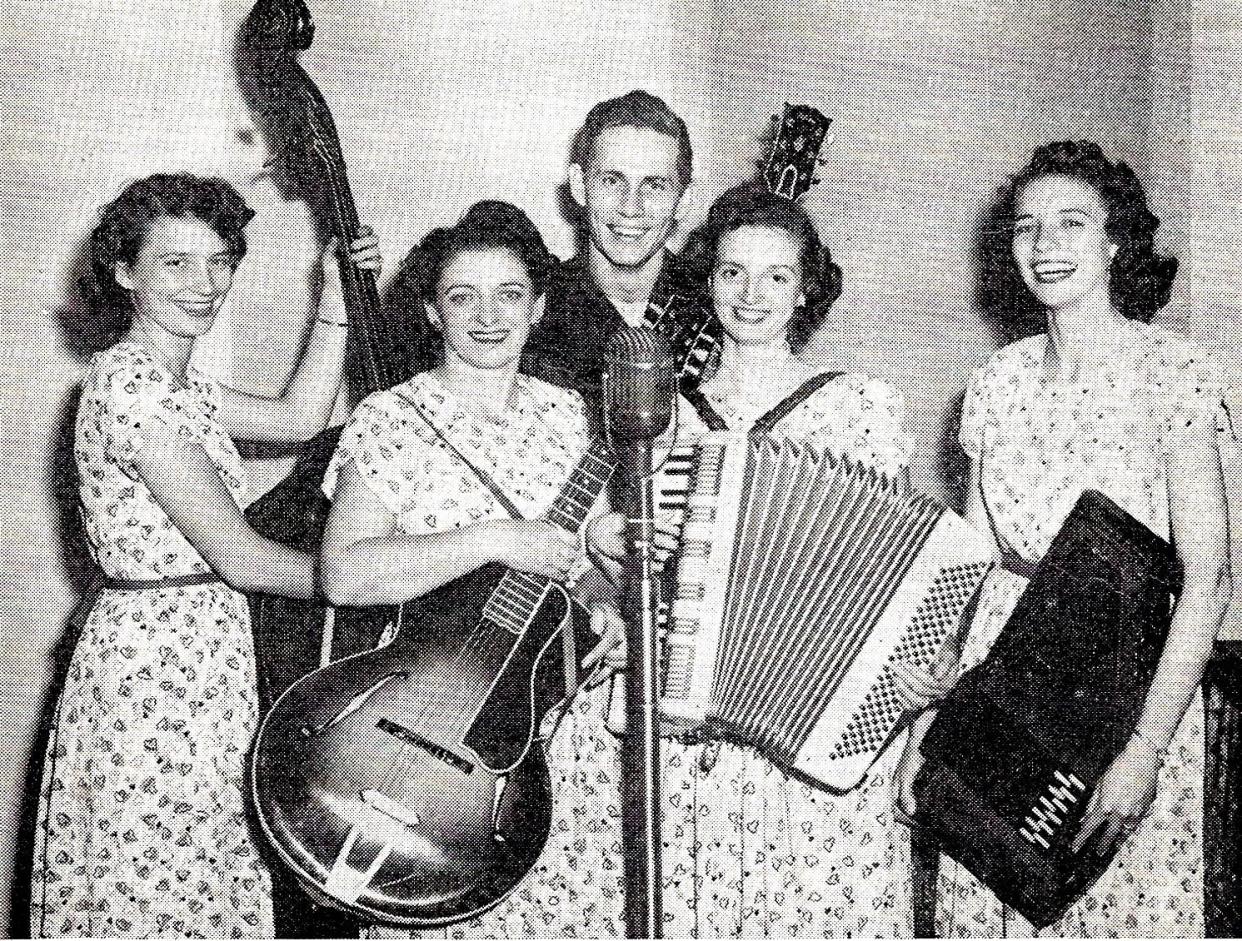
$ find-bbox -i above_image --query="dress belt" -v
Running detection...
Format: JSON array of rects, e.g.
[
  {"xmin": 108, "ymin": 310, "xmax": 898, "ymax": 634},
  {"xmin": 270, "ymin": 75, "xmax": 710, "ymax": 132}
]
[{"xmin": 102, "ymin": 573, "xmax": 224, "ymax": 590}]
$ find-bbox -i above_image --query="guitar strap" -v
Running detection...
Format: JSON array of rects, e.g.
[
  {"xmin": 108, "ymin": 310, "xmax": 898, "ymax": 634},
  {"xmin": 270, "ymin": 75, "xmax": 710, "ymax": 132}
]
[
  {"xmin": 394, "ymin": 391, "xmax": 525, "ymax": 520},
  {"xmin": 683, "ymin": 372, "xmax": 843, "ymax": 435},
  {"xmin": 394, "ymin": 390, "xmax": 586, "ymax": 737}
]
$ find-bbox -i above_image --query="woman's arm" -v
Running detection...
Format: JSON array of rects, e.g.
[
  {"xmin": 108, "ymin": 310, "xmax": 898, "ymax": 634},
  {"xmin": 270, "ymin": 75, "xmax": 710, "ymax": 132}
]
[
  {"xmin": 1071, "ymin": 405, "xmax": 1230, "ymax": 852},
  {"xmin": 319, "ymin": 461, "xmax": 580, "ymax": 607},
  {"xmin": 218, "ymin": 231, "xmax": 381, "ymax": 444},
  {"xmin": 131, "ymin": 426, "xmax": 319, "ymax": 598}
]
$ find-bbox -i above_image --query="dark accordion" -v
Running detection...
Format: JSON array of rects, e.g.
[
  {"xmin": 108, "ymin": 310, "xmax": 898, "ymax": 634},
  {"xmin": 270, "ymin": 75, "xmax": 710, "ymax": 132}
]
[
  {"xmin": 658, "ymin": 433, "xmax": 994, "ymax": 791},
  {"xmin": 913, "ymin": 489, "xmax": 1179, "ymax": 928}
]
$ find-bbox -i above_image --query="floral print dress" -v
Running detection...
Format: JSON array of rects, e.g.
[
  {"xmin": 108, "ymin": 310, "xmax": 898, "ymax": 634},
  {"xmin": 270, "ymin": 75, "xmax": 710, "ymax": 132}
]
[
  {"xmin": 32, "ymin": 342, "xmax": 273, "ymax": 938},
  {"xmin": 657, "ymin": 373, "xmax": 918, "ymax": 938},
  {"xmin": 323, "ymin": 371, "xmax": 624, "ymax": 938},
  {"xmin": 938, "ymin": 322, "xmax": 1225, "ymax": 937}
]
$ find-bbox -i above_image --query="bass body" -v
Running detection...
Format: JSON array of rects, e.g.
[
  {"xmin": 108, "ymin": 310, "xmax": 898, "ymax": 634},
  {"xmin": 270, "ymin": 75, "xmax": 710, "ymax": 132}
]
[{"xmin": 252, "ymin": 562, "xmax": 597, "ymax": 926}]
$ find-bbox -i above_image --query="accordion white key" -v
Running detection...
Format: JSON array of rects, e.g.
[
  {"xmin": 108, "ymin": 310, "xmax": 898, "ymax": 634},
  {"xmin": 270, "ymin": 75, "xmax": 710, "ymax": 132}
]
[{"xmin": 659, "ymin": 432, "xmax": 994, "ymax": 790}]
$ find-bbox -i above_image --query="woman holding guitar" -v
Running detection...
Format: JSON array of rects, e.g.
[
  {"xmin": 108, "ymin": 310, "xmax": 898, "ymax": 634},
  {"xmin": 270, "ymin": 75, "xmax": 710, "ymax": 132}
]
[
  {"xmin": 31, "ymin": 172, "xmax": 380, "ymax": 938},
  {"xmin": 317, "ymin": 201, "xmax": 625, "ymax": 936}
]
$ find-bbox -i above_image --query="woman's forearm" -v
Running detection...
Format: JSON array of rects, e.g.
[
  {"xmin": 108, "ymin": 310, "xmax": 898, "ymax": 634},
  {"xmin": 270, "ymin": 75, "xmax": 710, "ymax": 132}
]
[
  {"xmin": 320, "ymin": 524, "xmax": 501, "ymax": 607},
  {"xmin": 1132, "ymin": 561, "xmax": 1229, "ymax": 752}
]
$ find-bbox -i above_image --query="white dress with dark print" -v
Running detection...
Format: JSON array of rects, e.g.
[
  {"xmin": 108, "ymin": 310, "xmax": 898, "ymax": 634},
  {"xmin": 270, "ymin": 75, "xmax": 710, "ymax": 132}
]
[
  {"xmin": 657, "ymin": 374, "xmax": 918, "ymax": 938},
  {"xmin": 324, "ymin": 371, "xmax": 625, "ymax": 938},
  {"xmin": 32, "ymin": 342, "xmax": 273, "ymax": 938},
  {"xmin": 938, "ymin": 322, "xmax": 1223, "ymax": 937}
]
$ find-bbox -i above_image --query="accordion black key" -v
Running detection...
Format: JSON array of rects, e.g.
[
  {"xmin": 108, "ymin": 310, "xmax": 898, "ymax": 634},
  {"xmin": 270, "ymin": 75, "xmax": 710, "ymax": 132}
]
[{"xmin": 913, "ymin": 489, "xmax": 1179, "ymax": 928}]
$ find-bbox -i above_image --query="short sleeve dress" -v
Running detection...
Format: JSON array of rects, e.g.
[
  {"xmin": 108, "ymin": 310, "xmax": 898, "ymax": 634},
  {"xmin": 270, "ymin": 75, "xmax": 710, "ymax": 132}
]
[
  {"xmin": 938, "ymin": 322, "xmax": 1225, "ymax": 937},
  {"xmin": 657, "ymin": 373, "xmax": 918, "ymax": 938},
  {"xmin": 32, "ymin": 342, "xmax": 273, "ymax": 938},
  {"xmin": 324, "ymin": 371, "xmax": 625, "ymax": 938}
]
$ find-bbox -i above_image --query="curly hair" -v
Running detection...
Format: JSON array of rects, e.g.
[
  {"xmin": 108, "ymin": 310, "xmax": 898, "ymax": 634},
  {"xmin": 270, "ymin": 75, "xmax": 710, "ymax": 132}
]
[
  {"xmin": 681, "ymin": 184, "xmax": 843, "ymax": 353},
  {"xmin": 985, "ymin": 141, "xmax": 1177, "ymax": 324},
  {"xmin": 569, "ymin": 90, "xmax": 693, "ymax": 187},
  {"xmin": 83, "ymin": 173, "xmax": 254, "ymax": 335},
  {"xmin": 385, "ymin": 201, "xmax": 556, "ymax": 364}
]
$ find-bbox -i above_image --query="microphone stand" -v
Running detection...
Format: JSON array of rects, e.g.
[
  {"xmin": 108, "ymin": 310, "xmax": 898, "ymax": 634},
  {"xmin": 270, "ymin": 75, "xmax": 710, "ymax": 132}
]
[{"xmin": 615, "ymin": 442, "xmax": 663, "ymax": 939}]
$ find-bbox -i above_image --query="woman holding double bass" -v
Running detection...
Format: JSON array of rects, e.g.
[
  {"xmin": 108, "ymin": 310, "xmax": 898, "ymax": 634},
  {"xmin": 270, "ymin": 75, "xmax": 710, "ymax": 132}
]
[{"xmin": 31, "ymin": 173, "xmax": 380, "ymax": 938}]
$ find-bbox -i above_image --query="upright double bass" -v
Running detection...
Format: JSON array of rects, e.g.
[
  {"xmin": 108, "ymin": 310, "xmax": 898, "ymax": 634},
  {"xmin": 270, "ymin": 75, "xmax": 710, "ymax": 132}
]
[{"xmin": 236, "ymin": 0, "xmax": 424, "ymax": 709}]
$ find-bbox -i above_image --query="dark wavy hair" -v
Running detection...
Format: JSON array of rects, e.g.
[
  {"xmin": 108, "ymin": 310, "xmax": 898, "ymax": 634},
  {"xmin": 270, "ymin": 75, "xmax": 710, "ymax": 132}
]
[
  {"xmin": 681, "ymin": 184, "xmax": 843, "ymax": 353},
  {"xmin": 984, "ymin": 141, "xmax": 1177, "ymax": 324},
  {"xmin": 569, "ymin": 90, "xmax": 693, "ymax": 187},
  {"xmin": 83, "ymin": 173, "xmax": 254, "ymax": 336},
  {"xmin": 385, "ymin": 201, "xmax": 556, "ymax": 364}
]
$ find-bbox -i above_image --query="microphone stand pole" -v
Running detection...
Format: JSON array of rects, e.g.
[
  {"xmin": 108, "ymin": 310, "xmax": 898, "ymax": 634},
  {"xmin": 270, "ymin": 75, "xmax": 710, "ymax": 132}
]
[{"xmin": 618, "ymin": 443, "xmax": 662, "ymax": 938}]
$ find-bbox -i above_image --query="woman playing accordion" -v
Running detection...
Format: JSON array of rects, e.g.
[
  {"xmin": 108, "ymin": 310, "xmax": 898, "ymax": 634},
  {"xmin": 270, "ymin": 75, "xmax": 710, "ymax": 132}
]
[{"xmin": 590, "ymin": 184, "xmax": 954, "ymax": 937}]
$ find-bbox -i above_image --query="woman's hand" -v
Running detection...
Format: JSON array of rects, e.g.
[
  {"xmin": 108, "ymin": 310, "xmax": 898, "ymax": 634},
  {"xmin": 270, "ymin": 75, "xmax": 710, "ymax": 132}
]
[
  {"xmin": 586, "ymin": 511, "xmax": 681, "ymax": 572},
  {"xmin": 586, "ymin": 512, "xmax": 627, "ymax": 566},
  {"xmin": 1070, "ymin": 742, "xmax": 1161, "ymax": 854},
  {"xmin": 343, "ymin": 226, "xmax": 383, "ymax": 273},
  {"xmin": 889, "ymin": 655, "xmax": 957, "ymax": 712},
  {"xmin": 487, "ymin": 519, "xmax": 580, "ymax": 580},
  {"xmin": 583, "ymin": 601, "xmax": 627, "ymax": 685},
  {"xmin": 894, "ymin": 733, "xmax": 925, "ymax": 827},
  {"xmin": 321, "ymin": 227, "xmax": 382, "ymax": 296}
]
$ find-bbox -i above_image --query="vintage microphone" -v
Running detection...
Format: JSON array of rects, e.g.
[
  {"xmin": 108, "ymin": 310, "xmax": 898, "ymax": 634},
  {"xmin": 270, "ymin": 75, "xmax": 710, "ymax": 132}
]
[{"xmin": 603, "ymin": 326, "xmax": 676, "ymax": 939}]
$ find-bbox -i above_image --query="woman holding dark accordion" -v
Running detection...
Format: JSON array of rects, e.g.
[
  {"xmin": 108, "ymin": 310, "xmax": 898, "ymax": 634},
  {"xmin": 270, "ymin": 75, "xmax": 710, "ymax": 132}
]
[
  {"xmin": 898, "ymin": 142, "xmax": 1231, "ymax": 936},
  {"xmin": 590, "ymin": 184, "xmax": 951, "ymax": 937}
]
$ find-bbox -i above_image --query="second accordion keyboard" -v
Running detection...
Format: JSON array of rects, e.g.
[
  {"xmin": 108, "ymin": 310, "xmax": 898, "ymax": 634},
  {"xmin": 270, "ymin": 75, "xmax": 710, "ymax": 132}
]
[{"xmin": 660, "ymin": 433, "xmax": 994, "ymax": 790}]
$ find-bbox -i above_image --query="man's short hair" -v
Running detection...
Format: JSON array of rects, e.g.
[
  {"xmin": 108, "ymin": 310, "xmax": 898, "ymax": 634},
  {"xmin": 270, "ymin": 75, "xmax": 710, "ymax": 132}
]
[{"xmin": 569, "ymin": 90, "xmax": 693, "ymax": 187}]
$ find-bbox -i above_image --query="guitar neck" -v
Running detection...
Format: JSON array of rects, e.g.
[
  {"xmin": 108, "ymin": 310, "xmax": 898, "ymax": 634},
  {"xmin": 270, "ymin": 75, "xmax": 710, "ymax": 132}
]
[{"xmin": 479, "ymin": 438, "xmax": 615, "ymax": 631}]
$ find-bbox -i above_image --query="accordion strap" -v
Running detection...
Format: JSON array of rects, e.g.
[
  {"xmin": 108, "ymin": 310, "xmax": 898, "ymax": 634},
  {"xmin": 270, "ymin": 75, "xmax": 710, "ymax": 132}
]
[{"xmin": 683, "ymin": 371, "xmax": 843, "ymax": 435}]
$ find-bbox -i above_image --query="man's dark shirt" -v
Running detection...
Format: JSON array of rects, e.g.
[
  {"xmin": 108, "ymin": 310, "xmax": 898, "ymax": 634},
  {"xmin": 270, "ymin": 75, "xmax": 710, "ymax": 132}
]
[{"xmin": 522, "ymin": 250, "xmax": 705, "ymax": 424}]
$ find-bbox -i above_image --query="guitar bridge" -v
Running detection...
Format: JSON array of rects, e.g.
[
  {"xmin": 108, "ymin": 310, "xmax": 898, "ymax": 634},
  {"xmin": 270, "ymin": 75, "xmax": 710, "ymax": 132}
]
[
  {"xmin": 361, "ymin": 789, "xmax": 421, "ymax": 828},
  {"xmin": 377, "ymin": 717, "xmax": 474, "ymax": 774}
]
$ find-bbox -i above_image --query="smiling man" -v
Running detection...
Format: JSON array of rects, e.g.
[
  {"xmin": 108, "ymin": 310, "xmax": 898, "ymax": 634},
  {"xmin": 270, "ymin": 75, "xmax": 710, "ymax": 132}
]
[{"xmin": 522, "ymin": 90, "xmax": 709, "ymax": 412}]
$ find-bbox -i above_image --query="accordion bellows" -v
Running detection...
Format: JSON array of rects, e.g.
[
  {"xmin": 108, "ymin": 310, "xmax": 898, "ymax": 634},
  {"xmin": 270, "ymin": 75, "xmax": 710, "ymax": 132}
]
[{"xmin": 660, "ymin": 433, "xmax": 994, "ymax": 791}]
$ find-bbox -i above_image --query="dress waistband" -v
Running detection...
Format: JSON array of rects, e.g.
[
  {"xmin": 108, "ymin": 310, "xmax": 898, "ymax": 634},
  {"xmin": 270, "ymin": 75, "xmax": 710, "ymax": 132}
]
[{"xmin": 103, "ymin": 573, "xmax": 224, "ymax": 590}]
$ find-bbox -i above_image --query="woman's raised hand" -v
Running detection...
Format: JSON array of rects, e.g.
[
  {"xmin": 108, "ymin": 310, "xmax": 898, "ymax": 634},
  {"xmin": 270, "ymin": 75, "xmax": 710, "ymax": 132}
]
[{"xmin": 345, "ymin": 225, "xmax": 382, "ymax": 272}]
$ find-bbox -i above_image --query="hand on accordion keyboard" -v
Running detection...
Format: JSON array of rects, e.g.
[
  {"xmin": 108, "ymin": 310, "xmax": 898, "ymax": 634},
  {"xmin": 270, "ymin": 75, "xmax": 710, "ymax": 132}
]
[
  {"xmin": 888, "ymin": 657, "xmax": 956, "ymax": 712},
  {"xmin": 1069, "ymin": 741, "xmax": 1161, "ymax": 854}
]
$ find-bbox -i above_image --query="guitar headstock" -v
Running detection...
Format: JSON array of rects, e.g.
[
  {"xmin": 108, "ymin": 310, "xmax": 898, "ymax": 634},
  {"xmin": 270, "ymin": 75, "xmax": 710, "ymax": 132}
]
[{"xmin": 762, "ymin": 104, "xmax": 832, "ymax": 201}]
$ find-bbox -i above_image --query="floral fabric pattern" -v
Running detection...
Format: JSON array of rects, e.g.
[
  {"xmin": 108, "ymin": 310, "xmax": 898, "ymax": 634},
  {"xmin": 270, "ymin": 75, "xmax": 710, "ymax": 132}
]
[
  {"xmin": 32, "ymin": 342, "xmax": 272, "ymax": 938},
  {"xmin": 660, "ymin": 373, "xmax": 916, "ymax": 938},
  {"xmin": 331, "ymin": 372, "xmax": 625, "ymax": 939},
  {"xmin": 940, "ymin": 322, "xmax": 1222, "ymax": 937}
]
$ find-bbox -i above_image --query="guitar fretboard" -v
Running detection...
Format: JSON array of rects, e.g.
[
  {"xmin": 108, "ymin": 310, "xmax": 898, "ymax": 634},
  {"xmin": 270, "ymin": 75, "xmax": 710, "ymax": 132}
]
[{"xmin": 481, "ymin": 439, "xmax": 615, "ymax": 633}]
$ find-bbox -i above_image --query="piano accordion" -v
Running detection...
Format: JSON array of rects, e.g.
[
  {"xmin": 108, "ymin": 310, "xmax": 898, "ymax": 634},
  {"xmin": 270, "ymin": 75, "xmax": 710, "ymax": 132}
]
[
  {"xmin": 658, "ymin": 433, "xmax": 993, "ymax": 790},
  {"xmin": 913, "ymin": 489, "xmax": 1179, "ymax": 928}
]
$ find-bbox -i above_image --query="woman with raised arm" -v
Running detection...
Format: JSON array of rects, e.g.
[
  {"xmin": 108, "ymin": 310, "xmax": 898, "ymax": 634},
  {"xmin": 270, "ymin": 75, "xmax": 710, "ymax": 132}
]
[
  {"xmin": 319, "ymin": 201, "xmax": 624, "ymax": 937},
  {"xmin": 898, "ymin": 141, "xmax": 1230, "ymax": 937},
  {"xmin": 589, "ymin": 184, "xmax": 948, "ymax": 937},
  {"xmin": 32, "ymin": 172, "xmax": 380, "ymax": 938}
]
